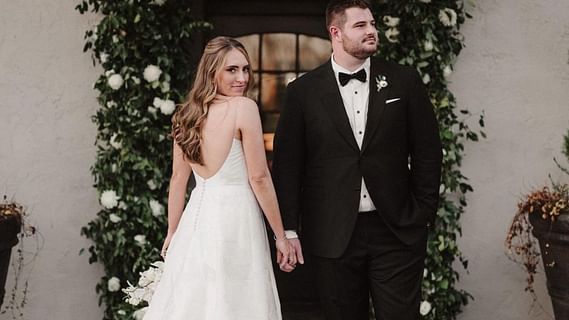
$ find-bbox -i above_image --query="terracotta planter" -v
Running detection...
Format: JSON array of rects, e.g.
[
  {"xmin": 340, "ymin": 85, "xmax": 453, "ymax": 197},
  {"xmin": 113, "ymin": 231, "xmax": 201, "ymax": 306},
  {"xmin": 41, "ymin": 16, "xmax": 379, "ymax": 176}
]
[{"xmin": 529, "ymin": 213, "xmax": 569, "ymax": 320}]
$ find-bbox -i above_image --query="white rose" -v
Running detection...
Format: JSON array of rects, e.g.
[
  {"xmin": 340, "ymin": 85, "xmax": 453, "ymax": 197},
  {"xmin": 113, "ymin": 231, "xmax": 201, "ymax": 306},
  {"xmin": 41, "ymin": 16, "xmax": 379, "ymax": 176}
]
[
  {"xmin": 420, "ymin": 300, "xmax": 432, "ymax": 316},
  {"xmin": 133, "ymin": 307, "xmax": 148, "ymax": 320},
  {"xmin": 134, "ymin": 234, "xmax": 147, "ymax": 245},
  {"xmin": 443, "ymin": 65, "xmax": 452, "ymax": 78},
  {"xmin": 382, "ymin": 15, "xmax": 400, "ymax": 27},
  {"xmin": 422, "ymin": 73, "xmax": 431, "ymax": 84},
  {"xmin": 109, "ymin": 133, "xmax": 122, "ymax": 149},
  {"xmin": 439, "ymin": 8, "xmax": 457, "ymax": 27},
  {"xmin": 143, "ymin": 65, "xmax": 162, "ymax": 83},
  {"xmin": 100, "ymin": 190, "xmax": 120, "ymax": 209},
  {"xmin": 149, "ymin": 200, "xmax": 164, "ymax": 217},
  {"xmin": 99, "ymin": 52, "xmax": 109, "ymax": 64},
  {"xmin": 159, "ymin": 99, "xmax": 176, "ymax": 115},
  {"xmin": 109, "ymin": 213, "xmax": 122, "ymax": 223},
  {"xmin": 107, "ymin": 74, "xmax": 124, "ymax": 90},
  {"xmin": 147, "ymin": 180, "xmax": 157, "ymax": 190},
  {"xmin": 107, "ymin": 277, "xmax": 121, "ymax": 292},
  {"xmin": 385, "ymin": 28, "xmax": 400, "ymax": 43},
  {"xmin": 424, "ymin": 40, "xmax": 433, "ymax": 51}
]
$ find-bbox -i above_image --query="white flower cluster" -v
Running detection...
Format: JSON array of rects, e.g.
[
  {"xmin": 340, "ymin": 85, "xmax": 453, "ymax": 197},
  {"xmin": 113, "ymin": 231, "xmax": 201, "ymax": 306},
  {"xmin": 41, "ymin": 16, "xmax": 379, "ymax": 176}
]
[
  {"xmin": 439, "ymin": 8, "xmax": 457, "ymax": 27},
  {"xmin": 382, "ymin": 15, "xmax": 400, "ymax": 43},
  {"xmin": 106, "ymin": 70, "xmax": 124, "ymax": 91},
  {"xmin": 153, "ymin": 97, "xmax": 176, "ymax": 115},
  {"xmin": 420, "ymin": 300, "xmax": 432, "ymax": 315},
  {"xmin": 143, "ymin": 65, "xmax": 162, "ymax": 83},
  {"xmin": 149, "ymin": 199, "xmax": 164, "ymax": 217},
  {"xmin": 100, "ymin": 190, "xmax": 120, "ymax": 209},
  {"xmin": 123, "ymin": 261, "xmax": 165, "ymax": 318}
]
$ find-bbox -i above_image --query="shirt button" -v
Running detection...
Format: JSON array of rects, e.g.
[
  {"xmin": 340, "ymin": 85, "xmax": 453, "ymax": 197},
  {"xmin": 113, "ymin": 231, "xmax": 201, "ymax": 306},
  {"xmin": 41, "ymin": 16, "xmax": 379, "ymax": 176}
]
[
  {"xmin": 357, "ymin": 110, "xmax": 360, "ymax": 114},
  {"xmin": 358, "ymin": 131, "xmax": 363, "ymax": 135},
  {"xmin": 355, "ymin": 91, "xmax": 358, "ymax": 94},
  {"xmin": 363, "ymin": 195, "xmax": 367, "ymax": 198}
]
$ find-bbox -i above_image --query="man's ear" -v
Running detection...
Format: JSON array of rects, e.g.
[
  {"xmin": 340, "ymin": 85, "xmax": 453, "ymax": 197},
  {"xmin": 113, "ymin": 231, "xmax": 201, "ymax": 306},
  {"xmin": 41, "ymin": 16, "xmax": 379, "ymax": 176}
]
[{"xmin": 329, "ymin": 26, "xmax": 342, "ymax": 42}]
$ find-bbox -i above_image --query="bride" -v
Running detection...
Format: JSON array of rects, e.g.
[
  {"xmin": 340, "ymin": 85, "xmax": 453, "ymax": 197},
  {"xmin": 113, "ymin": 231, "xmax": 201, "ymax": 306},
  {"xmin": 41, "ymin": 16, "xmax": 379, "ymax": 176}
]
[{"xmin": 143, "ymin": 36, "xmax": 295, "ymax": 319}]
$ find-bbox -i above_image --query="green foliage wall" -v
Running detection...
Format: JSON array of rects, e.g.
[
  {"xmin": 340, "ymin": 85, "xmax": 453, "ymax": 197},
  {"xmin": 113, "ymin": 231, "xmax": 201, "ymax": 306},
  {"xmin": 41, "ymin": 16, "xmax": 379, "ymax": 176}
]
[{"xmin": 78, "ymin": 1, "xmax": 483, "ymax": 319}]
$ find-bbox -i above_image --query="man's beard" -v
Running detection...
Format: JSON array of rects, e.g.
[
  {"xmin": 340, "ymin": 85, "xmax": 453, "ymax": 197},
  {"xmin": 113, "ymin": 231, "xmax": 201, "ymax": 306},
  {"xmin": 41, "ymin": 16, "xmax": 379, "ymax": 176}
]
[{"xmin": 342, "ymin": 36, "xmax": 377, "ymax": 59}]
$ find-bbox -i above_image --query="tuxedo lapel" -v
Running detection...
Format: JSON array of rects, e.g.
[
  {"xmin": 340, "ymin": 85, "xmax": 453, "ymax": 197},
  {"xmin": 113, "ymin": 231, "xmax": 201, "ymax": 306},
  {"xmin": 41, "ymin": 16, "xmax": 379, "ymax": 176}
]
[
  {"xmin": 361, "ymin": 58, "xmax": 390, "ymax": 153},
  {"xmin": 319, "ymin": 61, "xmax": 359, "ymax": 152}
]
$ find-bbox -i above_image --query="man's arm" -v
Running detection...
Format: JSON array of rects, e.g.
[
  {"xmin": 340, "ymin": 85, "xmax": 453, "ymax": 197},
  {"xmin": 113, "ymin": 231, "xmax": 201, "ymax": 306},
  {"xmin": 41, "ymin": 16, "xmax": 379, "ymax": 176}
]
[{"xmin": 407, "ymin": 70, "xmax": 443, "ymax": 222}]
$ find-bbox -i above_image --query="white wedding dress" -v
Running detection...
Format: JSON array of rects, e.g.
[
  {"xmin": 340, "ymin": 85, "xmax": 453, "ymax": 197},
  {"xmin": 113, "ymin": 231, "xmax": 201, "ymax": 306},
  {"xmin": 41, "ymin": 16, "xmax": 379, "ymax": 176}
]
[{"xmin": 144, "ymin": 138, "xmax": 281, "ymax": 320}]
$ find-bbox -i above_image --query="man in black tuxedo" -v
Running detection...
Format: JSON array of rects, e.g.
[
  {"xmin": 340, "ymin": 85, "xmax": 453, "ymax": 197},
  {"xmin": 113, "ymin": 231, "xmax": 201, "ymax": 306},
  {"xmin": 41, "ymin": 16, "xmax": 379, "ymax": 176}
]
[{"xmin": 272, "ymin": 0, "xmax": 443, "ymax": 319}]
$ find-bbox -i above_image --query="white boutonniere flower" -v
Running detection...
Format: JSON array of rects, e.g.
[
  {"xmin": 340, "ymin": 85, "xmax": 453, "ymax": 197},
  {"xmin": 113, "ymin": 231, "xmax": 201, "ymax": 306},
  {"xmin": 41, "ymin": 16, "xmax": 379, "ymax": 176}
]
[{"xmin": 375, "ymin": 75, "xmax": 388, "ymax": 92}]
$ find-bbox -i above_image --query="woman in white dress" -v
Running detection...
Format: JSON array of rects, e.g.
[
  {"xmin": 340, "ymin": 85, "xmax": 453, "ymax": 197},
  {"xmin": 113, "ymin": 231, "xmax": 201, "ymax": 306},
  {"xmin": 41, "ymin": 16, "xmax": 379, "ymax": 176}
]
[{"xmin": 143, "ymin": 36, "xmax": 296, "ymax": 320}]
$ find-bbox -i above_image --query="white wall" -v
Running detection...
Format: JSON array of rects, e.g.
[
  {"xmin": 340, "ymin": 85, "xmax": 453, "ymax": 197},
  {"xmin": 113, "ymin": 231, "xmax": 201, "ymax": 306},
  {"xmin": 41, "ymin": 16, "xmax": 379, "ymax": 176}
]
[
  {"xmin": 0, "ymin": 1, "xmax": 103, "ymax": 319},
  {"xmin": 453, "ymin": 1, "xmax": 569, "ymax": 319},
  {"xmin": 0, "ymin": 0, "xmax": 568, "ymax": 319}
]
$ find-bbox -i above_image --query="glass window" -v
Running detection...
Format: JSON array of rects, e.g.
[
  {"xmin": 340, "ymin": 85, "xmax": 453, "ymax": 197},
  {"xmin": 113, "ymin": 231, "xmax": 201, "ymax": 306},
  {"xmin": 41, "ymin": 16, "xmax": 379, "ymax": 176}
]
[{"xmin": 237, "ymin": 33, "xmax": 330, "ymax": 151}]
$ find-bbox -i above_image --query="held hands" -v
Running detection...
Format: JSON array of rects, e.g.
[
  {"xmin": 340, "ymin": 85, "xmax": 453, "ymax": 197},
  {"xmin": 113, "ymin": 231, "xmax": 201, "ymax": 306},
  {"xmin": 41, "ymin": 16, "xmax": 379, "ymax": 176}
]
[{"xmin": 275, "ymin": 237, "xmax": 304, "ymax": 272}]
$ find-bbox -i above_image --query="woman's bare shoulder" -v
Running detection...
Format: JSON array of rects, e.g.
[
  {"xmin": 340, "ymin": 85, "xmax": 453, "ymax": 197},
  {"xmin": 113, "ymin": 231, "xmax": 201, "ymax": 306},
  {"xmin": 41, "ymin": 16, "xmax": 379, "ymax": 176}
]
[{"xmin": 231, "ymin": 96, "xmax": 260, "ymax": 119}]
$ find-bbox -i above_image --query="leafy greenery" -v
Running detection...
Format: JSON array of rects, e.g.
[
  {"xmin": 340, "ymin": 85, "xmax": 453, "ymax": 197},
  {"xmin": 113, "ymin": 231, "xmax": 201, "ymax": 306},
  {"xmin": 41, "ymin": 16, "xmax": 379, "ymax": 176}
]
[
  {"xmin": 76, "ymin": 1, "xmax": 210, "ymax": 318},
  {"xmin": 372, "ymin": 1, "xmax": 484, "ymax": 319},
  {"xmin": 78, "ymin": 1, "xmax": 483, "ymax": 319}
]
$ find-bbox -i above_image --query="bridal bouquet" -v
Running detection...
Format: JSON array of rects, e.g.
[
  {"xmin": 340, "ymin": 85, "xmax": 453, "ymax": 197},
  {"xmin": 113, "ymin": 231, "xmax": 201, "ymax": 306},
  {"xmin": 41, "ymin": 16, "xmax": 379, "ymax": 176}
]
[{"xmin": 123, "ymin": 261, "xmax": 164, "ymax": 317}]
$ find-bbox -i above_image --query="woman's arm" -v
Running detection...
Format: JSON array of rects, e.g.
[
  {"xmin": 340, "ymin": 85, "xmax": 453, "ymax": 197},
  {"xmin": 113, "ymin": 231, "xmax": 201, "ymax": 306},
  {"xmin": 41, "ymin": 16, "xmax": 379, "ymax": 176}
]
[{"xmin": 166, "ymin": 141, "xmax": 192, "ymax": 235}]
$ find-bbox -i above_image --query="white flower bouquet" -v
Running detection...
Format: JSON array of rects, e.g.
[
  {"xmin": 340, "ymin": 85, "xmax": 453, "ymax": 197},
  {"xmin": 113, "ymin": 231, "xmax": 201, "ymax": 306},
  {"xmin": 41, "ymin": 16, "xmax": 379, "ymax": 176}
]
[{"xmin": 123, "ymin": 260, "xmax": 164, "ymax": 317}]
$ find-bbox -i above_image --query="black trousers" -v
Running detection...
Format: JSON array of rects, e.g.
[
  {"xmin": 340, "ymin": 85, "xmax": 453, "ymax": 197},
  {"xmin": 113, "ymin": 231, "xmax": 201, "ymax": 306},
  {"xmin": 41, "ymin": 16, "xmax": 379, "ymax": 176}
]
[{"xmin": 311, "ymin": 211, "xmax": 427, "ymax": 320}]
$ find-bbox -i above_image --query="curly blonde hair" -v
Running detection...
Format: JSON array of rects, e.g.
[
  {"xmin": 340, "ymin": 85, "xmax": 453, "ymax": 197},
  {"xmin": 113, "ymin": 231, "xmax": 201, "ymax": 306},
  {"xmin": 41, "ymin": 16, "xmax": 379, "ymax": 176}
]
[{"xmin": 172, "ymin": 36, "xmax": 254, "ymax": 164}]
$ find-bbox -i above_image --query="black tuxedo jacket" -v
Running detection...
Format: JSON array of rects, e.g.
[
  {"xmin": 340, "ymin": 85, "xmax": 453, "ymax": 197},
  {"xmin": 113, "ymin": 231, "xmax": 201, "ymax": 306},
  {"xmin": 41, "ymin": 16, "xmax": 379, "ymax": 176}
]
[{"xmin": 272, "ymin": 57, "xmax": 442, "ymax": 258}]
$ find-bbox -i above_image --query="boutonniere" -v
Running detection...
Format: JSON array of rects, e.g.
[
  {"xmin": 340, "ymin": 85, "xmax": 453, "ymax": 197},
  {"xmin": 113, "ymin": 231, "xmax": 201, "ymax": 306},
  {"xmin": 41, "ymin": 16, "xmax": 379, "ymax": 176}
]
[{"xmin": 375, "ymin": 75, "xmax": 388, "ymax": 92}]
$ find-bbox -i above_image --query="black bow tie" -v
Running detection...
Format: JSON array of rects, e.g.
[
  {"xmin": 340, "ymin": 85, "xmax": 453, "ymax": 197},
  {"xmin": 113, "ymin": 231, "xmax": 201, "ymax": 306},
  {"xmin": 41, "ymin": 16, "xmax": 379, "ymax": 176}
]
[{"xmin": 338, "ymin": 69, "xmax": 367, "ymax": 86}]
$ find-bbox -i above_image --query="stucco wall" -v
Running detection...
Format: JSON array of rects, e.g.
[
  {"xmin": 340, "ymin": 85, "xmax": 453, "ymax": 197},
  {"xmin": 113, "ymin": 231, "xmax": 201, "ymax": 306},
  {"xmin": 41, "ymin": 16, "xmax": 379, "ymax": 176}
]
[
  {"xmin": 0, "ymin": 0, "xmax": 568, "ymax": 319},
  {"xmin": 0, "ymin": 1, "xmax": 104, "ymax": 319},
  {"xmin": 453, "ymin": 1, "xmax": 569, "ymax": 319}
]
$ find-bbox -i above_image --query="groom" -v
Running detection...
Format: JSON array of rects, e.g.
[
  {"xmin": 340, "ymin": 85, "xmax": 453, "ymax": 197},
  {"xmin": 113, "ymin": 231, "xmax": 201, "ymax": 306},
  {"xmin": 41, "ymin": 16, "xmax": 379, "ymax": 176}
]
[{"xmin": 272, "ymin": 0, "xmax": 442, "ymax": 319}]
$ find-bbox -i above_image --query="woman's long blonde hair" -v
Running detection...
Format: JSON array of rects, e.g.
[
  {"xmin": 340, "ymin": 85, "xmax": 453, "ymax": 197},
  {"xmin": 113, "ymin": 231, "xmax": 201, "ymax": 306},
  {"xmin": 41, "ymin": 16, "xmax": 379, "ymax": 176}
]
[{"xmin": 172, "ymin": 36, "xmax": 254, "ymax": 165}]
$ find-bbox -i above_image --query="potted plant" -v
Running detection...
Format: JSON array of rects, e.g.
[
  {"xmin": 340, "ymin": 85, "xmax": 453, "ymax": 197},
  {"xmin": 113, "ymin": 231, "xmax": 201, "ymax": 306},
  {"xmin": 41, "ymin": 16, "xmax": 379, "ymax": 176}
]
[
  {"xmin": 506, "ymin": 133, "xmax": 569, "ymax": 320},
  {"xmin": 0, "ymin": 197, "xmax": 22, "ymax": 309}
]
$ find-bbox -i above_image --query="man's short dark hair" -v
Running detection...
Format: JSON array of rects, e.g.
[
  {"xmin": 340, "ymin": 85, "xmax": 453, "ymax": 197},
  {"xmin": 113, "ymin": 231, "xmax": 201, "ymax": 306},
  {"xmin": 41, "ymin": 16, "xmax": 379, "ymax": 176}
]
[{"xmin": 325, "ymin": 0, "xmax": 372, "ymax": 31}]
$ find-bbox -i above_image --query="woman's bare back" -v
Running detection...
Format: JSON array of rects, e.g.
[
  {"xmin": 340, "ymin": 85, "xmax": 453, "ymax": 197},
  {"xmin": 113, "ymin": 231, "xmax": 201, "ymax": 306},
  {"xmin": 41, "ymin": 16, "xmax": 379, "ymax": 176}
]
[{"xmin": 190, "ymin": 97, "xmax": 241, "ymax": 180}]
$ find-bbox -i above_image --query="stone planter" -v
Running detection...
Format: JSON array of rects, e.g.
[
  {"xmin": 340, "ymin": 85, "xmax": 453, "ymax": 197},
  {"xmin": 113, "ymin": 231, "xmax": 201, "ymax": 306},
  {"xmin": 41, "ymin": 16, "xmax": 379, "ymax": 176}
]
[
  {"xmin": 529, "ymin": 213, "xmax": 569, "ymax": 320},
  {"xmin": 0, "ymin": 215, "xmax": 21, "ymax": 308}
]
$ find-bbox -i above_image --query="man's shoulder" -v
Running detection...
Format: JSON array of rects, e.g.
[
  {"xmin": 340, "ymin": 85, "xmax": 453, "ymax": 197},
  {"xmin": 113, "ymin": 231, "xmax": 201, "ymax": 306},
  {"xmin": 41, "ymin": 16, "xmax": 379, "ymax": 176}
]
[
  {"xmin": 287, "ymin": 60, "xmax": 331, "ymax": 91},
  {"xmin": 371, "ymin": 56, "xmax": 418, "ymax": 79}
]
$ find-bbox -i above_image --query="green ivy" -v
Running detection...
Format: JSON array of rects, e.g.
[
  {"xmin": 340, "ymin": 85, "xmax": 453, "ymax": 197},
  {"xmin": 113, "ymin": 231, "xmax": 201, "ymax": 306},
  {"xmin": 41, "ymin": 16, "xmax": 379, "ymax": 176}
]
[
  {"xmin": 76, "ymin": 1, "xmax": 210, "ymax": 318},
  {"xmin": 78, "ymin": 1, "xmax": 483, "ymax": 319},
  {"xmin": 372, "ymin": 1, "xmax": 484, "ymax": 319}
]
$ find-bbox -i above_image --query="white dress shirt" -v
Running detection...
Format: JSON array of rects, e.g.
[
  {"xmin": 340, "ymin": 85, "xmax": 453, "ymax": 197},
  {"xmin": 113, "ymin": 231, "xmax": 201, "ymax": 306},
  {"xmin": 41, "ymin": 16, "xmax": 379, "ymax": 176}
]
[
  {"xmin": 330, "ymin": 55, "xmax": 376, "ymax": 213},
  {"xmin": 284, "ymin": 56, "xmax": 377, "ymax": 240}
]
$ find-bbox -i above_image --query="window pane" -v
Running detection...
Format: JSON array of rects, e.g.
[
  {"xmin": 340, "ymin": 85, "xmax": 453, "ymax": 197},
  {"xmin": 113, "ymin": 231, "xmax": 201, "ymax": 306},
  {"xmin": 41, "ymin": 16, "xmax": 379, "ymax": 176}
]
[
  {"xmin": 299, "ymin": 35, "xmax": 331, "ymax": 70},
  {"xmin": 262, "ymin": 33, "xmax": 296, "ymax": 71},
  {"xmin": 236, "ymin": 34, "xmax": 260, "ymax": 71},
  {"xmin": 260, "ymin": 72, "xmax": 296, "ymax": 112}
]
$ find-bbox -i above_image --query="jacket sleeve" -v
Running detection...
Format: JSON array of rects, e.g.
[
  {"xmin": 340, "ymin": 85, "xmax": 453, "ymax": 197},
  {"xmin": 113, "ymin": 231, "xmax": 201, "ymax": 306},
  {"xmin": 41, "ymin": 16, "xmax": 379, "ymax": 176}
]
[
  {"xmin": 407, "ymin": 69, "xmax": 443, "ymax": 223},
  {"xmin": 271, "ymin": 82, "xmax": 305, "ymax": 231}
]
